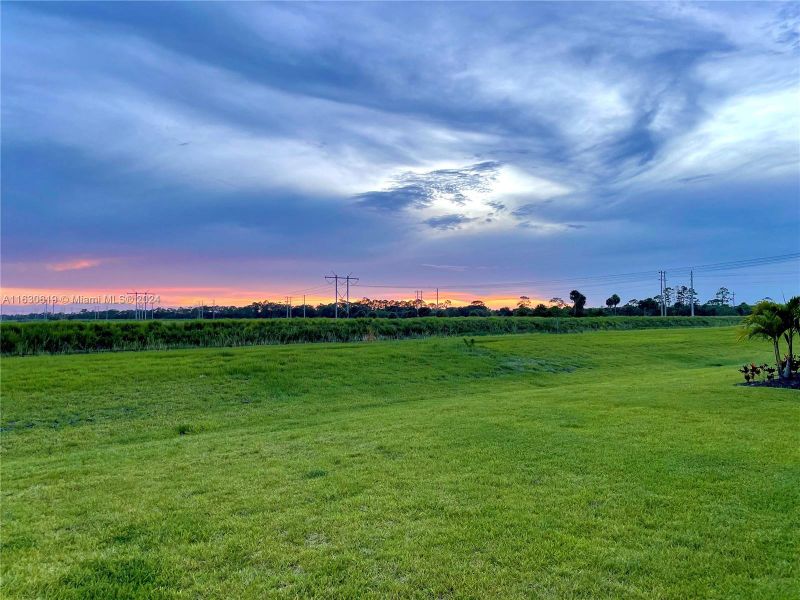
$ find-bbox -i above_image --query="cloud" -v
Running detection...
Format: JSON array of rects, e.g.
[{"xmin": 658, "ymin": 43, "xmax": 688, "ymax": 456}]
[
  {"xmin": 423, "ymin": 214, "xmax": 477, "ymax": 231},
  {"xmin": 355, "ymin": 185, "xmax": 432, "ymax": 212},
  {"xmin": 357, "ymin": 162, "xmax": 500, "ymax": 211},
  {"xmin": 47, "ymin": 259, "xmax": 103, "ymax": 272},
  {"xmin": 421, "ymin": 264, "xmax": 470, "ymax": 272},
  {"xmin": 357, "ymin": 161, "xmax": 570, "ymax": 232}
]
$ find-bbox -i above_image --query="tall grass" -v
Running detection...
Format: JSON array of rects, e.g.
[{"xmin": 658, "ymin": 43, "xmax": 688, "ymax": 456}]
[{"xmin": 0, "ymin": 316, "xmax": 742, "ymax": 356}]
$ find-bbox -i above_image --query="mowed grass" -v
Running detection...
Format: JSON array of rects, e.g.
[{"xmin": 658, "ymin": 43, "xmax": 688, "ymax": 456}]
[{"xmin": 1, "ymin": 327, "xmax": 797, "ymax": 599}]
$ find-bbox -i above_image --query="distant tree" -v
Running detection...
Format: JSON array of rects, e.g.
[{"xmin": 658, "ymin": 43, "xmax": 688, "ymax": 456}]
[
  {"xmin": 468, "ymin": 300, "xmax": 489, "ymax": 317},
  {"xmin": 621, "ymin": 298, "xmax": 639, "ymax": 316},
  {"xmin": 549, "ymin": 297, "xmax": 567, "ymax": 309},
  {"xmin": 638, "ymin": 297, "xmax": 659, "ymax": 316},
  {"xmin": 675, "ymin": 285, "xmax": 689, "ymax": 306},
  {"xmin": 715, "ymin": 287, "xmax": 733, "ymax": 306},
  {"xmin": 569, "ymin": 290, "xmax": 587, "ymax": 317},
  {"xmin": 686, "ymin": 287, "xmax": 697, "ymax": 312},
  {"xmin": 532, "ymin": 303, "xmax": 549, "ymax": 317},
  {"xmin": 517, "ymin": 296, "xmax": 531, "ymax": 309},
  {"xmin": 605, "ymin": 294, "xmax": 621, "ymax": 315}
]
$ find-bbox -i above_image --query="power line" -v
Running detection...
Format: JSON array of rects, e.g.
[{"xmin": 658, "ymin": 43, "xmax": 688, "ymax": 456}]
[
  {"xmin": 286, "ymin": 283, "xmax": 330, "ymax": 295},
  {"xmin": 354, "ymin": 252, "xmax": 800, "ymax": 292},
  {"xmin": 273, "ymin": 253, "xmax": 798, "ymax": 315}
]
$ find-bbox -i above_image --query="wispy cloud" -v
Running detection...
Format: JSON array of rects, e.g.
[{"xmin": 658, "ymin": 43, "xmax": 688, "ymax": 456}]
[
  {"xmin": 421, "ymin": 264, "xmax": 470, "ymax": 272},
  {"xmin": 47, "ymin": 259, "xmax": 103, "ymax": 272}
]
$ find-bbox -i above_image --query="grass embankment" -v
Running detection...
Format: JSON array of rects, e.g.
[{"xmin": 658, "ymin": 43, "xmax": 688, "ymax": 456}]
[
  {"xmin": 1, "ymin": 326, "xmax": 797, "ymax": 598},
  {"xmin": 0, "ymin": 316, "xmax": 742, "ymax": 355}
]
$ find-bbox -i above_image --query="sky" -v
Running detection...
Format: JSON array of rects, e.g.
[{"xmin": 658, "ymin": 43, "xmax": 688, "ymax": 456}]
[{"xmin": 2, "ymin": 1, "xmax": 799, "ymax": 311}]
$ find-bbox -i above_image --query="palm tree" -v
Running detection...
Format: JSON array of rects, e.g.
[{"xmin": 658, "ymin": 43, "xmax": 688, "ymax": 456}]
[
  {"xmin": 740, "ymin": 301, "xmax": 787, "ymax": 377},
  {"xmin": 779, "ymin": 296, "xmax": 799, "ymax": 378},
  {"xmin": 605, "ymin": 294, "xmax": 620, "ymax": 315}
]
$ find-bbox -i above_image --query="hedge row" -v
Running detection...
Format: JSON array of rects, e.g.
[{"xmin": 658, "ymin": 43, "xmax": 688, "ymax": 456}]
[{"xmin": 0, "ymin": 316, "xmax": 742, "ymax": 356}]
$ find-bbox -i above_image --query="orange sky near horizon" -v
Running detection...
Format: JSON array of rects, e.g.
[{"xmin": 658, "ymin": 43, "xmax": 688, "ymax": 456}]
[{"xmin": 0, "ymin": 286, "xmax": 553, "ymax": 312}]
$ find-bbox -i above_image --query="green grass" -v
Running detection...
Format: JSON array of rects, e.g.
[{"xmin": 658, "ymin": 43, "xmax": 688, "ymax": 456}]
[{"xmin": 1, "ymin": 327, "xmax": 797, "ymax": 598}]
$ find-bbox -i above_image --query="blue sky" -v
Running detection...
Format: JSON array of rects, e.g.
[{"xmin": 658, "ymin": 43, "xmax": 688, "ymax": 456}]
[{"xmin": 2, "ymin": 1, "xmax": 799, "ymax": 307}]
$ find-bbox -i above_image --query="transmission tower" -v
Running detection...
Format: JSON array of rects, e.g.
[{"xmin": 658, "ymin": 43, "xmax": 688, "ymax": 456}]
[
  {"xmin": 325, "ymin": 273, "xmax": 358, "ymax": 318},
  {"xmin": 325, "ymin": 274, "xmax": 340, "ymax": 319},
  {"xmin": 345, "ymin": 274, "xmax": 359, "ymax": 317}
]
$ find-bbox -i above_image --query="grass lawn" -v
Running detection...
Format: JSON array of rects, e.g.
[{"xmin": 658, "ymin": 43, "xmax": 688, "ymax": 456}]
[{"xmin": 1, "ymin": 327, "xmax": 798, "ymax": 598}]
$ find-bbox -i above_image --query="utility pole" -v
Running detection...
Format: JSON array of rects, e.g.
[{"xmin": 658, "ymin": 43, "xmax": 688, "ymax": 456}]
[
  {"xmin": 663, "ymin": 272, "xmax": 668, "ymax": 316},
  {"xmin": 658, "ymin": 273, "xmax": 663, "ymax": 317},
  {"xmin": 436, "ymin": 288, "xmax": 439, "ymax": 310},
  {"xmin": 285, "ymin": 296, "xmax": 291, "ymax": 318},
  {"xmin": 690, "ymin": 270, "xmax": 695, "ymax": 317},
  {"xmin": 303, "ymin": 295, "xmax": 306, "ymax": 318},
  {"xmin": 345, "ymin": 274, "xmax": 359, "ymax": 318},
  {"xmin": 325, "ymin": 274, "xmax": 340, "ymax": 319},
  {"xmin": 128, "ymin": 291, "xmax": 139, "ymax": 320}
]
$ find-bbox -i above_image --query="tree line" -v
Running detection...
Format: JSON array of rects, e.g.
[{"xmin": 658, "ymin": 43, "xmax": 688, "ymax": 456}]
[{"xmin": 2, "ymin": 287, "xmax": 753, "ymax": 321}]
